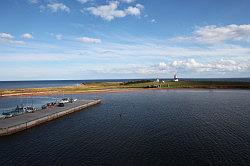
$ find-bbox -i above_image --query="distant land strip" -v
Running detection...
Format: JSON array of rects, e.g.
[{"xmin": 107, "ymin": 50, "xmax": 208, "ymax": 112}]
[{"xmin": 0, "ymin": 80, "xmax": 250, "ymax": 97}]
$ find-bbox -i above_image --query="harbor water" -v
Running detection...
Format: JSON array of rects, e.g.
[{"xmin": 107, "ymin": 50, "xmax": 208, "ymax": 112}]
[{"xmin": 0, "ymin": 90, "xmax": 249, "ymax": 165}]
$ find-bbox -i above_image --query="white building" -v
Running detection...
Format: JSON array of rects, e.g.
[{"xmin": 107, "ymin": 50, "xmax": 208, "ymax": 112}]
[{"xmin": 173, "ymin": 74, "xmax": 179, "ymax": 82}]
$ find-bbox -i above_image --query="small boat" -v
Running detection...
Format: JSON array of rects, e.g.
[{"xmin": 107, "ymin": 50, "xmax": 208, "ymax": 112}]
[
  {"xmin": 0, "ymin": 114, "xmax": 6, "ymax": 119},
  {"xmin": 25, "ymin": 106, "xmax": 37, "ymax": 113},
  {"xmin": 60, "ymin": 98, "xmax": 70, "ymax": 103},
  {"xmin": 2, "ymin": 112, "xmax": 13, "ymax": 118},
  {"xmin": 58, "ymin": 102, "xmax": 65, "ymax": 107},
  {"xmin": 47, "ymin": 102, "xmax": 57, "ymax": 108},
  {"xmin": 41, "ymin": 105, "xmax": 47, "ymax": 109},
  {"xmin": 60, "ymin": 98, "xmax": 77, "ymax": 104},
  {"xmin": 1, "ymin": 105, "xmax": 38, "ymax": 119},
  {"xmin": 69, "ymin": 98, "xmax": 77, "ymax": 103},
  {"xmin": 12, "ymin": 106, "xmax": 27, "ymax": 116}
]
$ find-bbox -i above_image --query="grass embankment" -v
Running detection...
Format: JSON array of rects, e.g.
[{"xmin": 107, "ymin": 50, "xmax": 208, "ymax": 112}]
[
  {"xmin": 0, "ymin": 80, "xmax": 249, "ymax": 97},
  {"xmin": 121, "ymin": 80, "xmax": 250, "ymax": 89}
]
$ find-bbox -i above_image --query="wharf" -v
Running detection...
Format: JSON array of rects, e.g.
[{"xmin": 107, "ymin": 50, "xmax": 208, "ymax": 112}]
[{"xmin": 0, "ymin": 99, "xmax": 101, "ymax": 136}]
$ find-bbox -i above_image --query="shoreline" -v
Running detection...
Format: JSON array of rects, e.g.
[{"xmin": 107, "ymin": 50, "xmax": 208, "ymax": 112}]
[
  {"xmin": 0, "ymin": 88, "xmax": 140, "ymax": 97},
  {"xmin": 1, "ymin": 87, "xmax": 249, "ymax": 98},
  {"xmin": 0, "ymin": 80, "xmax": 249, "ymax": 98}
]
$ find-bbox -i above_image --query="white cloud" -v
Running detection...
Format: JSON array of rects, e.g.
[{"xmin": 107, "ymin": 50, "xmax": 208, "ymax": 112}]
[
  {"xmin": 1, "ymin": 31, "xmax": 249, "ymax": 79},
  {"xmin": 0, "ymin": 33, "xmax": 14, "ymax": 40},
  {"xmin": 55, "ymin": 34, "xmax": 63, "ymax": 40},
  {"xmin": 94, "ymin": 59, "xmax": 249, "ymax": 78},
  {"xmin": 135, "ymin": 4, "xmax": 144, "ymax": 9},
  {"xmin": 159, "ymin": 62, "xmax": 167, "ymax": 69},
  {"xmin": 173, "ymin": 24, "xmax": 250, "ymax": 44},
  {"xmin": 125, "ymin": 6, "xmax": 141, "ymax": 16},
  {"xmin": 86, "ymin": 1, "xmax": 143, "ymax": 21},
  {"xmin": 157, "ymin": 59, "xmax": 249, "ymax": 73},
  {"xmin": 49, "ymin": 33, "xmax": 62, "ymax": 40},
  {"xmin": 28, "ymin": 0, "xmax": 38, "ymax": 4},
  {"xmin": 150, "ymin": 19, "xmax": 156, "ymax": 23},
  {"xmin": 75, "ymin": 58, "xmax": 250, "ymax": 78},
  {"xmin": 10, "ymin": 41, "xmax": 26, "ymax": 45},
  {"xmin": 56, "ymin": 34, "xmax": 63, "ymax": 40},
  {"xmin": 77, "ymin": 0, "xmax": 91, "ymax": 4},
  {"xmin": 21, "ymin": 33, "xmax": 33, "ymax": 39},
  {"xmin": 93, "ymin": 41, "xmax": 250, "ymax": 58},
  {"xmin": 76, "ymin": 37, "xmax": 101, "ymax": 44},
  {"xmin": 0, "ymin": 53, "xmax": 71, "ymax": 62},
  {"xmin": 0, "ymin": 32, "xmax": 25, "ymax": 45},
  {"xmin": 86, "ymin": 2, "xmax": 125, "ymax": 21},
  {"xmin": 39, "ymin": 5, "xmax": 46, "ymax": 12},
  {"xmin": 47, "ymin": 3, "xmax": 70, "ymax": 13},
  {"xmin": 119, "ymin": 0, "xmax": 135, "ymax": 3}
]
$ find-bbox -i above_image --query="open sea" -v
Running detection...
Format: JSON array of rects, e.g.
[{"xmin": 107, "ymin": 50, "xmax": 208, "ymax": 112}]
[{"xmin": 0, "ymin": 89, "xmax": 249, "ymax": 165}]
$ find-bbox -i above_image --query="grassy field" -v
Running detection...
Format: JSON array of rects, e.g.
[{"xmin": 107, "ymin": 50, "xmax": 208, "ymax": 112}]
[{"xmin": 0, "ymin": 80, "xmax": 249, "ymax": 97}]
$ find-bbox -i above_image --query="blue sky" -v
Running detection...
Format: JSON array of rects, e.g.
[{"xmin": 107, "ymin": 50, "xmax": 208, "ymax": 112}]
[{"xmin": 0, "ymin": 0, "xmax": 250, "ymax": 80}]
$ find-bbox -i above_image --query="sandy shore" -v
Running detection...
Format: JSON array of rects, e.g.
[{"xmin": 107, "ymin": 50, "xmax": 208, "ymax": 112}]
[{"xmin": 0, "ymin": 88, "xmax": 145, "ymax": 97}]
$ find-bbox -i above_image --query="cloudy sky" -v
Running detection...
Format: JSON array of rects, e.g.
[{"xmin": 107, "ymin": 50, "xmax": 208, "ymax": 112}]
[{"xmin": 0, "ymin": 0, "xmax": 250, "ymax": 80}]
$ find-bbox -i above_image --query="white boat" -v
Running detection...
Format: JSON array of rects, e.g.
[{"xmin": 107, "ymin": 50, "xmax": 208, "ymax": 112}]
[
  {"xmin": 2, "ymin": 112, "xmax": 13, "ymax": 118},
  {"xmin": 60, "ymin": 98, "xmax": 78, "ymax": 103},
  {"xmin": 25, "ymin": 106, "xmax": 37, "ymax": 113},
  {"xmin": 60, "ymin": 98, "xmax": 70, "ymax": 103},
  {"xmin": 0, "ymin": 114, "xmax": 6, "ymax": 119}
]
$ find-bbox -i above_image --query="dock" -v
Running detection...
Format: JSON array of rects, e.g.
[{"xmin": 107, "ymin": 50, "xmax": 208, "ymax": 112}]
[{"xmin": 0, "ymin": 99, "xmax": 101, "ymax": 136}]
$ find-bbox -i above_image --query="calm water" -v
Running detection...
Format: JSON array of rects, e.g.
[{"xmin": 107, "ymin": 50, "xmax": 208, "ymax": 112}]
[
  {"xmin": 0, "ymin": 90, "xmax": 249, "ymax": 165},
  {"xmin": 0, "ymin": 78, "xmax": 249, "ymax": 89}
]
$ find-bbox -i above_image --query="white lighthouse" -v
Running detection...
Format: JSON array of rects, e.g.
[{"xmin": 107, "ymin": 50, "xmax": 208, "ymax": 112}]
[{"xmin": 173, "ymin": 74, "xmax": 179, "ymax": 82}]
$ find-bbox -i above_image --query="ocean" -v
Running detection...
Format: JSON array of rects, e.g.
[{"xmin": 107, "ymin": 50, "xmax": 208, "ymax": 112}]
[{"xmin": 0, "ymin": 90, "xmax": 249, "ymax": 165}]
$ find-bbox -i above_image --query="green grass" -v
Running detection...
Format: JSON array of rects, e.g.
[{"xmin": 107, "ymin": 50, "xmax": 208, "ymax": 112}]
[{"xmin": 0, "ymin": 80, "xmax": 249, "ymax": 97}]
